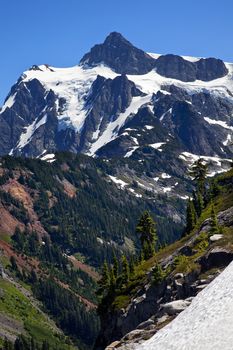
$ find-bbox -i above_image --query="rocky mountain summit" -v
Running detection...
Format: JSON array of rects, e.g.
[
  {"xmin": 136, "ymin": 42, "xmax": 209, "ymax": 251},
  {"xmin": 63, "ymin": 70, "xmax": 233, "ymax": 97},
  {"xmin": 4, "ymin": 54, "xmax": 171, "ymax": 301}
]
[{"xmin": 80, "ymin": 32, "xmax": 156, "ymax": 75}]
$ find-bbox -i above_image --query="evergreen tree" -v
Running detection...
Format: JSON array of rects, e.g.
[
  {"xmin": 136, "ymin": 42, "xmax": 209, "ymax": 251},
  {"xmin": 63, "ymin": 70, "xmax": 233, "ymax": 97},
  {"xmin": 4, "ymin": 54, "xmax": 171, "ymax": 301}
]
[
  {"xmin": 2, "ymin": 338, "xmax": 13, "ymax": 350},
  {"xmin": 209, "ymin": 179, "xmax": 221, "ymax": 199},
  {"xmin": 28, "ymin": 231, "xmax": 39, "ymax": 255},
  {"xmin": 136, "ymin": 211, "xmax": 157, "ymax": 259},
  {"xmin": 97, "ymin": 261, "xmax": 110, "ymax": 296},
  {"xmin": 129, "ymin": 256, "xmax": 135, "ymax": 276},
  {"xmin": 209, "ymin": 205, "xmax": 220, "ymax": 236},
  {"xmin": 189, "ymin": 159, "xmax": 208, "ymax": 216},
  {"xmin": 41, "ymin": 340, "xmax": 50, "ymax": 350},
  {"xmin": 10, "ymin": 256, "xmax": 18, "ymax": 271},
  {"xmin": 196, "ymin": 190, "xmax": 204, "ymax": 217},
  {"xmin": 109, "ymin": 267, "xmax": 116, "ymax": 291},
  {"xmin": 12, "ymin": 227, "xmax": 25, "ymax": 251},
  {"xmin": 121, "ymin": 255, "xmax": 130, "ymax": 285},
  {"xmin": 189, "ymin": 158, "xmax": 208, "ymax": 195},
  {"xmin": 185, "ymin": 198, "xmax": 197, "ymax": 234},
  {"xmin": 30, "ymin": 269, "xmax": 38, "ymax": 284},
  {"xmin": 152, "ymin": 263, "xmax": 165, "ymax": 284},
  {"xmin": 112, "ymin": 253, "xmax": 119, "ymax": 279}
]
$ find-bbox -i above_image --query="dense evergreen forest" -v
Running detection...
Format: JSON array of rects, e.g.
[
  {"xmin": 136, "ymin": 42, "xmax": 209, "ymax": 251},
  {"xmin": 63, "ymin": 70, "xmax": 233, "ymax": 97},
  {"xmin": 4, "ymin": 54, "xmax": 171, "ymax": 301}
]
[{"xmin": 1, "ymin": 153, "xmax": 184, "ymax": 265}]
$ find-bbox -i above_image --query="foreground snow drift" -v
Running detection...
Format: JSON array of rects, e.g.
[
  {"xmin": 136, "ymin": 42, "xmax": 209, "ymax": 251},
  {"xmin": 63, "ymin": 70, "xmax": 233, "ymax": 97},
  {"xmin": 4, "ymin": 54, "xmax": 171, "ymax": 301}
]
[{"xmin": 137, "ymin": 261, "xmax": 233, "ymax": 350}]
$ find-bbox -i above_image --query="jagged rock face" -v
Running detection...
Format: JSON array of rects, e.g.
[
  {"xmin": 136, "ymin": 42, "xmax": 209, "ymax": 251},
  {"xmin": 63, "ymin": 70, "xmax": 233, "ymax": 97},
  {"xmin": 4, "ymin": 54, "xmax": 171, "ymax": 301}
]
[
  {"xmin": 80, "ymin": 74, "xmax": 144, "ymax": 152},
  {"xmin": 80, "ymin": 32, "xmax": 156, "ymax": 74},
  {"xmin": 0, "ymin": 79, "xmax": 58, "ymax": 156},
  {"xmin": 156, "ymin": 55, "xmax": 197, "ymax": 82},
  {"xmin": 169, "ymin": 102, "xmax": 218, "ymax": 155},
  {"xmin": 155, "ymin": 55, "xmax": 228, "ymax": 82},
  {"xmin": 196, "ymin": 58, "xmax": 228, "ymax": 81}
]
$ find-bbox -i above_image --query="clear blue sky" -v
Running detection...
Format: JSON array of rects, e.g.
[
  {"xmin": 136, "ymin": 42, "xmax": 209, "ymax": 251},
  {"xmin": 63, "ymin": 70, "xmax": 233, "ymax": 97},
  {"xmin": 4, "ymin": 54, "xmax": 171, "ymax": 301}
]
[{"xmin": 1, "ymin": 0, "xmax": 232, "ymax": 104}]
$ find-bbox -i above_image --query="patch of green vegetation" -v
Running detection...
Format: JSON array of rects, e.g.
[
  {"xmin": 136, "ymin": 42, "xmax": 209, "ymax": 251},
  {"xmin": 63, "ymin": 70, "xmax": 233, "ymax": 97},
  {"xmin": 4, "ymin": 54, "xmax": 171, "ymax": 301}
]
[
  {"xmin": 0, "ymin": 278, "xmax": 75, "ymax": 349},
  {"xmin": 0, "ymin": 232, "xmax": 11, "ymax": 244},
  {"xmin": 0, "ymin": 254, "xmax": 10, "ymax": 269},
  {"xmin": 112, "ymin": 295, "xmax": 130, "ymax": 310},
  {"xmin": 74, "ymin": 252, "xmax": 86, "ymax": 263},
  {"xmin": 193, "ymin": 232, "xmax": 209, "ymax": 253},
  {"xmin": 173, "ymin": 255, "xmax": 200, "ymax": 274},
  {"xmin": 152, "ymin": 263, "xmax": 167, "ymax": 284}
]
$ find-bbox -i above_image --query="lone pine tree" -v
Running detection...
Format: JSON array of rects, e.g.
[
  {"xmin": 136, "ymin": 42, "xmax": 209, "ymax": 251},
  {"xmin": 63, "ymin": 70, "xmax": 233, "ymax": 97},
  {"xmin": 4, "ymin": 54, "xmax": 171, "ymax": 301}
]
[
  {"xmin": 185, "ymin": 198, "xmax": 197, "ymax": 234},
  {"xmin": 189, "ymin": 159, "xmax": 208, "ymax": 217},
  {"xmin": 209, "ymin": 205, "xmax": 220, "ymax": 236},
  {"xmin": 136, "ymin": 211, "xmax": 157, "ymax": 259}
]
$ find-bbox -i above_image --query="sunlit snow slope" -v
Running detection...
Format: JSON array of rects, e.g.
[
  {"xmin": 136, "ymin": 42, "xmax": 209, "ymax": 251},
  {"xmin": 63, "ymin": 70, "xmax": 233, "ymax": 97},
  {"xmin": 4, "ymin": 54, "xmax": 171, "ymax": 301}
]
[{"xmin": 137, "ymin": 261, "xmax": 233, "ymax": 350}]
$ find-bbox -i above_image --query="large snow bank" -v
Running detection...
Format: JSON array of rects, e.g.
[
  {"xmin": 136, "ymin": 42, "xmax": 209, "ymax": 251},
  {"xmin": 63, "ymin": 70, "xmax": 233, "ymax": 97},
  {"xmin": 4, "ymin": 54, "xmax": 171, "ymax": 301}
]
[{"xmin": 137, "ymin": 261, "xmax": 233, "ymax": 350}]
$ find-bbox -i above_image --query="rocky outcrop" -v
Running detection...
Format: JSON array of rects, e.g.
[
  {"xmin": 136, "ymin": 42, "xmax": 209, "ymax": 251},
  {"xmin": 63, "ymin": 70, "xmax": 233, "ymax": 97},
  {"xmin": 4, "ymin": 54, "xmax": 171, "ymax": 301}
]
[
  {"xmin": 156, "ymin": 55, "xmax": 197, "ymax": 82},
  {"xmin": 155, "ymin": 55, "xmax": 228, "ymax": 82},
  {"xmin": 196, "ymin": 58, "xmax": 228, "ymax": 81},
  {"xmin": 200, "ymin": 206, "xmax": 233, "ymax": 234},
  {"xmin": 0, "ymin": 79, "xmax": 59, "ymax": 157},
  {"xmin": 199, "ymin": 248, "xmax": 233, "ymax": 271}
]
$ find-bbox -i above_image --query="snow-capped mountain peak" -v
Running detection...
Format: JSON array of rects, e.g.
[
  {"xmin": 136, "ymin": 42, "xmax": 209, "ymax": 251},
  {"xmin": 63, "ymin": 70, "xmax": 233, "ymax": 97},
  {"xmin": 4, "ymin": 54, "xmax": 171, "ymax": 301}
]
[{"xmin": 0, "ymin": 32, "xmax": 232, "ymax": 188}]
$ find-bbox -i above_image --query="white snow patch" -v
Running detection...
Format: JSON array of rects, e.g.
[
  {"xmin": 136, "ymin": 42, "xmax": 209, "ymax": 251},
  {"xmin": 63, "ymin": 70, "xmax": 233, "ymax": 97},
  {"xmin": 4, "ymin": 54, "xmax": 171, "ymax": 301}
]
[
  {"xmin": 163, "ymin": 187, "xmax": 172, "ymax": 193},
  {"xmin": 1, "ymin": 93, "xmax": 16, "ymax": 113},
  {"xmin": 97, "ymin": 237, "xmax": 104, "ymax": 245},
  {"xmin": 144, "ymin": 125, "xmax": 154, "ymax": 130},
  {"xmin": 16, "ymin": 114, "xmax": 47, "ymax": 150},
  {"xmin": 179, "ymin": 195, "xmax": 189, "ymax": 200},
  {"xmin": 108, "ymin": 175, "xmax": 128, "ymax": 189},
  {"xmin": 161, "ymin": 173, "xmax": 171, "ymax": 179},
  {"xmin": 204, "ymin": 117, "xmax": 233, "ymax": 131},
  {"xmin": 131, "ymin": 136, "xmax": 139, "ymax": 145},
  {"xmin": 147, "ymin": 52, "xmax": 161, "ymax": 60},
  {"xmin": 179, "ymin": 152, "xmax": 232, "ymax": 168},
  {"xmin": 137, "ymin": 260, "xmax": 233, "ymax": 350},
  {"xmin": 223, "ymin": 134, "xmax": 232, "ymax": 146},
  {"xmin": 180, "ymin": 152, "xmax": 232, "ymax": 178},
  {"xmin": 209, "ymin": 234, "xmax": 223, "ymax": 242},
  {"xmin": 124, "ymin": 146, "xmax": 139, "ymax": 158},
  {"xmin": 149, "ymin": 142, "xmax": 166, "ymax": 150},
  {"xmin": 160, "ymin": 108, "xmax": 172, "ymax": 122},
  {"xmin": 124, "ymin": 128, "xmax": 137, "ymax": 132},
  {"xmin": 181, "ymin": 55, "xmax": 202, "ymax": 62},
  {"xmin": 88, "ymin": 94, "xmax": 152, "ymax": 155},
  {"xmin": 128, "ymin": 188, "xmax": 142, "ymax": 198},
  {"xmin": 147, "ymin": 52, "xmax": 201, "ymax": 64},
  {"xmin": 41, "ymin": 153, "xmax": 55, "ymax": 161}
]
